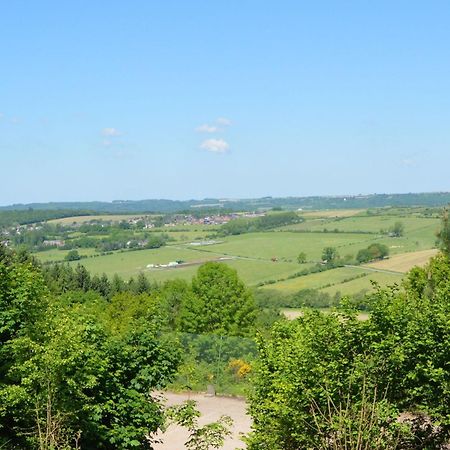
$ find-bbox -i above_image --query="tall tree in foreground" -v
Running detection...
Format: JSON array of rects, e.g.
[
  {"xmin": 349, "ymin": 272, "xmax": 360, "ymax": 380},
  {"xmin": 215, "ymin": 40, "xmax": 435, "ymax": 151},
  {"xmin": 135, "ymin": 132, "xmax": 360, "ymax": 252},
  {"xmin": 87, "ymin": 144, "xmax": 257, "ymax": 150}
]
[
  {"xmin": 437, "ymin": 207, "xmax": 450, "ymax": 255},
  {"xmin": 179, "ymin": 262, "xmax": 256, "ymax": 336}
]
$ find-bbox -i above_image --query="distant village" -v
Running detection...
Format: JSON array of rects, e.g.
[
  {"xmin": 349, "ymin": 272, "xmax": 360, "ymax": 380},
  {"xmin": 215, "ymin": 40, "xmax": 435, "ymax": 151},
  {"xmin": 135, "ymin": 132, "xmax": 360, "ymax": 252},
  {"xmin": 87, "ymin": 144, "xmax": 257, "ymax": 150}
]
[{"xmin": 0, "ymin": 211, "xmax": 267, "ymax": 249}]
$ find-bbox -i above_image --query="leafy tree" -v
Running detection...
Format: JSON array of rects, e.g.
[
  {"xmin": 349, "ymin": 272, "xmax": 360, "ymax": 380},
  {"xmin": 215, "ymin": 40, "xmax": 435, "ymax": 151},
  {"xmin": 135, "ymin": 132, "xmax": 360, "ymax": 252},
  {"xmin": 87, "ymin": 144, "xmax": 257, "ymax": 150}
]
[
  {"xmin": 179, "ymin": 263, "xmax": 256, "ymax": 336},
  {"xmin": 65, "ymin": 249, "xmax": 81, "ymax": 261},
  {"xmin": 160, "ymin": 279, "xmax": 193, "ymax": 330},
  {"xmin": 436, "ymin": 207, "xmax": 450, "ymax": 255},
  {"xmin": 91, "ymin": 272, "xmax": 111, "ymax": 297},
  {"xmin": 356, "ymin": 243, "xmax": 389, "ymax": 263},
  {"xmin": 297, "ymin": 251, "xmax": 307, "ymax": 264},
  {"xmin": 389, "ymin": 221, "xmax": 405, "ymax": 237},
  {"xmin": 132, "ymin": 272, "xmax": 152, "ymax": 294},
  {"xmin": 322, "ymin": 246, "xmax": 339, "ymax": 263},
  {"xmin": 111, "ymin": 273, "xmax": 127, "ymax": 295}
]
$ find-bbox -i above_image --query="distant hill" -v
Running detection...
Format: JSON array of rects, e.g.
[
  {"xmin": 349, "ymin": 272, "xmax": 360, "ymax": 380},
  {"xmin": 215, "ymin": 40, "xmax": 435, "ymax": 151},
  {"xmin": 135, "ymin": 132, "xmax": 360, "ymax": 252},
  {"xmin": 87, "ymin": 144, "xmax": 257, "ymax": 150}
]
[{"xmin": 1, "ymin": 192, "xmax": 450, "ymax": 214}]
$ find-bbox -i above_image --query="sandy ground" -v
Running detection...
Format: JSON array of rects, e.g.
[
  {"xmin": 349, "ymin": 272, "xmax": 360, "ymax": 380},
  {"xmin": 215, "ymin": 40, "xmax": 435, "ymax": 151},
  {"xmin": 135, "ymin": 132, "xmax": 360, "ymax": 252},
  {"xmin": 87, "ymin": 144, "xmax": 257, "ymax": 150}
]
[
  {"xmin": 282, "ymin": 308, "xmax": 369, "ymax": 321},
  {"xmin": 153, "ymin": 391, "xmax": 251, "ymax": 450},
  {"xmin": 365, "ymin": 248, "xmax": 438, "ymax": 273}
]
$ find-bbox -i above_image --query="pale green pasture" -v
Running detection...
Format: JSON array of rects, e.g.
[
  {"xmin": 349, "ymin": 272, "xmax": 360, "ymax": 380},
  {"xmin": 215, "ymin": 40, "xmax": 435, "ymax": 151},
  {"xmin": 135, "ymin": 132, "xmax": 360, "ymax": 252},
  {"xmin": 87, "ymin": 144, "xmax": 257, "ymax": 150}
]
[
  {"xmin": 154, "ymin": 224, "xmax": 221, "ymax": 233},
  {"xmin": 320, "ymin": 271, "xmax": 403, "ymax": 296},
  {"xmin": 145, "ymin": 258, "xmax": 302, "ymax": 286},
  {"xmin": 34, "ymin": 248, "xmax": 98, "ymax": 262},
  {"xmin": 262, "ymin": 266, "xmax": 369, "ymax": 293},
  {"xmin": 284, "ymin": 215, "xmax": 439, "ymax": 235},
  {"xmin": 203, "ymin": 232, "xmax": 377, "ymax": 262},
  {"xmin": 163, "ymin": 231, "xmax": 216, "ymax": 242},
  {"xmin": 223, "ymin": 259, "xmax": 303, "ymax": 285},
  {"xmin": 67, "ymin": 247, "xmax": 218, "ymax": 278}
]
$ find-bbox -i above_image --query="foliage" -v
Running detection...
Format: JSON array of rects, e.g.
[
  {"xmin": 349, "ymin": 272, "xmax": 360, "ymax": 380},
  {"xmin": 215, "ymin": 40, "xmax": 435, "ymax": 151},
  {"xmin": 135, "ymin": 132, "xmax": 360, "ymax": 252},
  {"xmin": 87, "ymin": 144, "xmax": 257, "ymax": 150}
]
[
  {"xmin": 220, "ymin": 212, "xmax": 301, "ymax": 235},
  {"xmin": 322, "ymin": 246, "xmax": 339, "ymax": 263},
  {"xmin": 389, "ymin": 221, "xmax": 405, "ymax": 237},
  {"xmin": 0, "ymin": 209, "xmax": 96, "ymax": 228},
  {"xmin": 311, "ymin": 383, "xmax": 406, "ymax": 449},
  {"xmin": 436, "ymin": 207, "xmax": 450, "ymax": 255},
  {"xmin": 179, "ymin": 262, "xmax": 256, "ymax": 336},
  {"xmin": 356, "ymin": 243, "xmax": 389, "ymax": 263},
  {"xmin": 247, "ymin": 252, "xmax": 450, "ymax": 449},
  {"xmin": 228, "ymin": 358, "xmax": 251, "ymax": 379},
  {"xmin": 65, "ymin": 249, "xmax": 81, "ymax": 261},
  {"xmin": 296, "ymin": 251, "xmax": 307, "ymax": 263},
  {"xmin": 170, "ymin": 332, "xmax": 257, "ymax": 395},
  {"xmin": 0, "ymin": 245, "xmax": 180, "ymax": 449}
]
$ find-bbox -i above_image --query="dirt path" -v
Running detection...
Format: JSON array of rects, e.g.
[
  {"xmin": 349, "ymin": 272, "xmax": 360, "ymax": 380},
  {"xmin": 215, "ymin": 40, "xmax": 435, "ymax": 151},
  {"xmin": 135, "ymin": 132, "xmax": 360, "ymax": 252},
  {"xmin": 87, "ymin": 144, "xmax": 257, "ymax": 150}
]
[{"xmin": 153, "ymin": 392, "xmax": 251, "ymax": 450}]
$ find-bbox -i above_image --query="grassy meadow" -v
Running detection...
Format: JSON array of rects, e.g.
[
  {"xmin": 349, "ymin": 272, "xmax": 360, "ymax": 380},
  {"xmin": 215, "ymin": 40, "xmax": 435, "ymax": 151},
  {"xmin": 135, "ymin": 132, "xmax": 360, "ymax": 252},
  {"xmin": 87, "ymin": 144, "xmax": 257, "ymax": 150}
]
[{"xmin": 34, "ymin": 208, "xmax": 441, "ymax": 296}]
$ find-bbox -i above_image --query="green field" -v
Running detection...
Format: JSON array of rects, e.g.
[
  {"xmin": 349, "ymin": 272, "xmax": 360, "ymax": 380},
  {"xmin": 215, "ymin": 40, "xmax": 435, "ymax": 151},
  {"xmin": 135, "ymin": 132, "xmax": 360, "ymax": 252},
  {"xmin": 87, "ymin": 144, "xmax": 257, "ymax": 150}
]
[
  {"xmin": 35, "ymin": 247, "xmax": 98, "ymax": 262},
  {"xmin": 319, "ymin": 270, "xmax": 403, "ymax": 296},
  {"xmin": 32, "ymin": 208, "xmax": 440, "ymax": 296},
  {"xmin": 197, "ymin": 231, "xmax": 382, "ymax": 261},
  {"xmin": 261, "ymin": 266, "xmax": 369, "ymax": 293}
]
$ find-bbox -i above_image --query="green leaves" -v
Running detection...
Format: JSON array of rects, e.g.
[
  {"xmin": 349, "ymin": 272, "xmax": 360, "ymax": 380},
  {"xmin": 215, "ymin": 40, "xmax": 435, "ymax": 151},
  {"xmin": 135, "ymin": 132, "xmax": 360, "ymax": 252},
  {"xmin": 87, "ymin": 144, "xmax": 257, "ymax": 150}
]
[
  {"xmin": 179, "ymin": 262, "xmax": 256, "ymax": 336},
  {"xmin": 248, "ymin": 253, "xmax": 450, "ymax": 448},
  {"xmin": 0, "ymin": 246, "xmax": 181, "ymax": 449}
]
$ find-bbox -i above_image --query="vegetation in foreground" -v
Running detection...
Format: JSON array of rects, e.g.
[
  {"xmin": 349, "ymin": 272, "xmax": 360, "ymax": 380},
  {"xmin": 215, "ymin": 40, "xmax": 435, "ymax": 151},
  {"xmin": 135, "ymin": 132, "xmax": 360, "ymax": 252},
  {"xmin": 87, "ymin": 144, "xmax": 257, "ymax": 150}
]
[
  {"xmin": 247, "ymin": 218, "xmax": 450, "ymax": 449},
  {"xmin": 0, "ymin": 245, "xmax": 261, "ymax": 449},
  {"xmin": 0, "ymin": 208, "xmax": 448, "ymax": 449}
]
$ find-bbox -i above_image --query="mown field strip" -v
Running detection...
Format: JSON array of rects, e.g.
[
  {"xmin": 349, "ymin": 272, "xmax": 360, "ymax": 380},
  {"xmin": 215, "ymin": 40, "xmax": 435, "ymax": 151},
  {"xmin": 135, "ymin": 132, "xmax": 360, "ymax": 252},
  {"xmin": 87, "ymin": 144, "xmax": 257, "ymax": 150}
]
[{"xmin": 364, "ymin": 248, "xmax": 438, "ymax": 273}]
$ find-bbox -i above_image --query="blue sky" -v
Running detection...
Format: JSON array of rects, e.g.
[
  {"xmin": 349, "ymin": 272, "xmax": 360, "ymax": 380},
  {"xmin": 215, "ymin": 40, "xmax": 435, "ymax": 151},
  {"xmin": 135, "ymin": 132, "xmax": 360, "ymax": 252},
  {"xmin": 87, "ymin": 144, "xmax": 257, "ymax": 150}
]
[{"xmin": 1, "ymin": 1, "xmax": 450, "ymax": 205}]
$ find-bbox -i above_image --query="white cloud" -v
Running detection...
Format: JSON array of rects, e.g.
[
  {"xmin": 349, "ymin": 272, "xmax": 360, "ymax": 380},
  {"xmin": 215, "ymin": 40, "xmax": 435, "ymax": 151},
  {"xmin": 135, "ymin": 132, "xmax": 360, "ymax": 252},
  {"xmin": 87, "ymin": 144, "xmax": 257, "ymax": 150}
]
[
  {"xmin": 216, "ymin": 117, "xmax": 232, "ymax": 126},
  {"xmin": 200, "ymin": 138, "xmax": 229, "ymax": 153},
  {"xmin": 101, "ymin": 127, "xmax": 121, "ymax": 137},
  {"xmin": 196, "ymin": 124, "xmax": 220, "ymax": 133},
  {"xmin": 401, "ymin": 158, "xmax": 416, "ymax": 167}
]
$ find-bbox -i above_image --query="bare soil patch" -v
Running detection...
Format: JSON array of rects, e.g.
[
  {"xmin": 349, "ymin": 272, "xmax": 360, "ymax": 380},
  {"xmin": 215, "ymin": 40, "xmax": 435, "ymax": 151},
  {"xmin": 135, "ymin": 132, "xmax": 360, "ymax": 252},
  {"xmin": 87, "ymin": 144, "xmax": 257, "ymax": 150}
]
[{"xmin": 153, "ymin": 391, "xmax": 251, "ymax": 450}]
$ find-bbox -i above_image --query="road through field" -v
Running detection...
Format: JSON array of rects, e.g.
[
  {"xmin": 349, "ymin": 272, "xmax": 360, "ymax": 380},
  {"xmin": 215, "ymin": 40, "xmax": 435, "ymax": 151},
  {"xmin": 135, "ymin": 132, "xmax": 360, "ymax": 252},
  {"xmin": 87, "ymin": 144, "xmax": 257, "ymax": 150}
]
[{"xmin": 153, "ymin": 392, "xmax": 251, "ymax": 450}]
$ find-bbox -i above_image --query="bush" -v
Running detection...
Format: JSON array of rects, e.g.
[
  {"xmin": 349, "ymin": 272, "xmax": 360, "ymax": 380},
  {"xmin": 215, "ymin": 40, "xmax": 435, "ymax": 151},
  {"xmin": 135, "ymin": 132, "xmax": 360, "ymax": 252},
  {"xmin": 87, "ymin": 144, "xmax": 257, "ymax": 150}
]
[
  {"xmin": 64, "ymin": 249, "xmax": 81, "ymax": 261},
  {"xmin": 247, "ymin": 253, "xmax": 450, "ymax": 449}
]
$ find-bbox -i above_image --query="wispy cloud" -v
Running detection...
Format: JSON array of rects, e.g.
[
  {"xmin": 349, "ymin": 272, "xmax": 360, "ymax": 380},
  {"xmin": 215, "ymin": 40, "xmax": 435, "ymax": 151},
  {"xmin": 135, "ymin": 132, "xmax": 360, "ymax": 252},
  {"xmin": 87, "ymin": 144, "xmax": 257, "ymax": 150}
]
[
  {"xmin": 196, "ymin": 124, "xmax": 220, "ymax": 133},
  {"xmin": 195, "ymin": 117, "xmax": 232, "ymax": 133},
  {"xmin": 216, "ymin": 117, "xmax": 232, "ymax": 126},
  {"xmin": 200, "ymin": 138, "xmax": 229, "ymax": 153},
  {"xmin": 101, "ymin": 127, "xmax": 121, "ymax": 137},
  {"xmin": 401, "ymin": 158, "xmax": 416, "ymax": 167}
]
